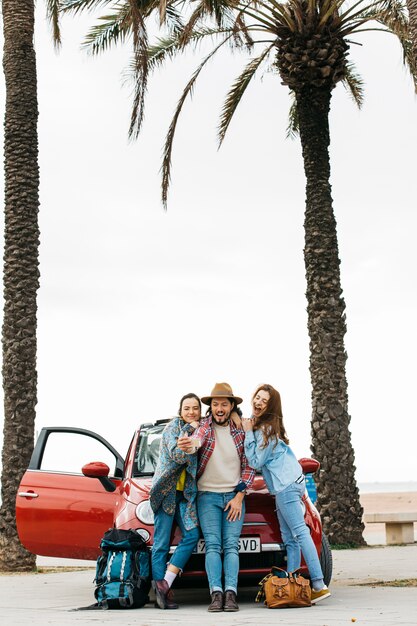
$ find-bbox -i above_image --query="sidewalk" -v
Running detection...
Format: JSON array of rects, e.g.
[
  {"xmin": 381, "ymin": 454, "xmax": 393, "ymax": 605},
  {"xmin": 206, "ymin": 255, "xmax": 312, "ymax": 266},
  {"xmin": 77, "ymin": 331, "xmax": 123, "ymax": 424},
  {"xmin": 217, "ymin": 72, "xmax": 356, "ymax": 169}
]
[{"xmin": 1, "ymin": 545, "xmax": 416, "ymax": 625}]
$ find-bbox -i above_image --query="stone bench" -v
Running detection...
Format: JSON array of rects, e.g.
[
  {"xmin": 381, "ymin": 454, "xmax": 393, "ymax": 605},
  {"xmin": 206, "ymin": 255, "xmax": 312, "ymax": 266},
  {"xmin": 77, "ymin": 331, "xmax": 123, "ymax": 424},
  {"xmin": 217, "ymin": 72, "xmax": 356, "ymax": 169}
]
[{"xmin": 364, "ymin": 512, "xmax": 417, "ymax": 545}]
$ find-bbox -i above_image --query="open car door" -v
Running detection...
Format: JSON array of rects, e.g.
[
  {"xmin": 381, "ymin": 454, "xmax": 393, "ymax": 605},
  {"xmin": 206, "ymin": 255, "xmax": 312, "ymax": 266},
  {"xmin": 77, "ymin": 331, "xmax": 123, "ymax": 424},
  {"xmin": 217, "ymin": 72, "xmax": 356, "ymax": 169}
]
[{"xmin": 16, "ymin": 427, "xmax": 124, "ymax": 560}]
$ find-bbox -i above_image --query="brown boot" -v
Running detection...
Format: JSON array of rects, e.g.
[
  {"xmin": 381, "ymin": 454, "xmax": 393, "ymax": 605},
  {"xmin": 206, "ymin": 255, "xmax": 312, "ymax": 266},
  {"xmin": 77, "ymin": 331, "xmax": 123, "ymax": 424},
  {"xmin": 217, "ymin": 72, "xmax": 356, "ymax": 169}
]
[
  {"xmin": 152, "ymin": 579, "xmax": 178, "ymax": 609},
  {"xmin": 208, "ymin": 591, "xmax": 223, "ymax": 612},
  {"xmin": 223, "ymin": 590, "xmax": 239, "ymax": 612}
]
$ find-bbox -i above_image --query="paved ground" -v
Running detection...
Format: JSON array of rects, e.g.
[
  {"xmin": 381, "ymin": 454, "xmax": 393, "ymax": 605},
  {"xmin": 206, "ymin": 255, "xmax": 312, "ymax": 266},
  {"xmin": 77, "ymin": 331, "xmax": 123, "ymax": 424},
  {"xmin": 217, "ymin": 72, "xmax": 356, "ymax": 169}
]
[{"xmin": 1, "ymin": 544, "xmax": 417, "ymax": 625}]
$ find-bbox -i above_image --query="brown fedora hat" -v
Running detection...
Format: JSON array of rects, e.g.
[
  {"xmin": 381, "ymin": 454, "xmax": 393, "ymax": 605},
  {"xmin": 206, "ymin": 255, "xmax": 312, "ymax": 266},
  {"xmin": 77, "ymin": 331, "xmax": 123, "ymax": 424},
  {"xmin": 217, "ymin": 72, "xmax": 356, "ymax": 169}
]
[{"xmin": 201, "ymin": 382, "xmax": 243, "ymax": 406}]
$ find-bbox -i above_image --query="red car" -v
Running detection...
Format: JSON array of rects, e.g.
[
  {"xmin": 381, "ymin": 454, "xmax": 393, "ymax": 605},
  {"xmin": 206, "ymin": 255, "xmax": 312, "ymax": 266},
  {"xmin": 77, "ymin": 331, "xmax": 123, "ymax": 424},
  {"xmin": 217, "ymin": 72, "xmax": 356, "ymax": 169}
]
[{"xmin": 16, "ymin": 422, "xmax": 332, "ymax": 584}]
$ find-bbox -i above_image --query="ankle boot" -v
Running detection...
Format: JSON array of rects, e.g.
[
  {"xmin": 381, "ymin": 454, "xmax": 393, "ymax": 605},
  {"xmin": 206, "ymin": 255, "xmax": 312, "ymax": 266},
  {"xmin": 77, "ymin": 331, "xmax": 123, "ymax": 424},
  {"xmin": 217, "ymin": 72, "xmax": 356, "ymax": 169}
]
[
  {"xmin": 223, "ymin": 589, "xmax": 239, "ymax": 612},
  {"xmin": 207, "ymin": 591, "xmax": 223, "ymax": 612},
  {"xmin": 152, "ymin": 579, "xmax": 178, "ymax": 610}
]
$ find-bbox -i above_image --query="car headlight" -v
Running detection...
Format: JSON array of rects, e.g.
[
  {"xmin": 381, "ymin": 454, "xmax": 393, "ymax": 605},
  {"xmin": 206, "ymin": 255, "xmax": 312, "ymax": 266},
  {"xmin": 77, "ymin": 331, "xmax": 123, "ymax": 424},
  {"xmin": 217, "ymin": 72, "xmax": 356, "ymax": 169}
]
[
  {"xmin": 136, "ymin": 500, "xmax": 155, "ymax": 525},
  {"xmin": 135, "ymin": 528, "xmax": 150, "ymax": 542}
]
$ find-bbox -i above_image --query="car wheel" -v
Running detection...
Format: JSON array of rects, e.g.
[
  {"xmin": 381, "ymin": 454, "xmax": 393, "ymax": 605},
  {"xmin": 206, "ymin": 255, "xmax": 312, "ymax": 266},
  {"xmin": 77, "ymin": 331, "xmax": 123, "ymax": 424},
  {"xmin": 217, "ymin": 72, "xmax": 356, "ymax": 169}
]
[{"xmin": 319, "ymin": 533, "xmax": 332, "ymax": 586}]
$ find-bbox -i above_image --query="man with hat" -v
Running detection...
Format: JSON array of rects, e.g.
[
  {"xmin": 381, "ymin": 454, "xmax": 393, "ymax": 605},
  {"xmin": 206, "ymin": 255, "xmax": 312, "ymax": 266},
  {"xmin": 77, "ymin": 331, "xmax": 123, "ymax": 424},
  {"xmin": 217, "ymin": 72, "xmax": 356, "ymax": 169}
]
[{"xmin": 178, "ymin": 382, "xmax": 255, "ymax": 612}]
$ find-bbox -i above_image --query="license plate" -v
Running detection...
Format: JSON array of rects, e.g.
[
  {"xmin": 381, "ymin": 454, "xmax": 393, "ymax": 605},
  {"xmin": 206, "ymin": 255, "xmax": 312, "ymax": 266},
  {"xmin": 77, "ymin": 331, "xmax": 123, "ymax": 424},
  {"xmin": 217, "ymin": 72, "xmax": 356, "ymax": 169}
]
[{"xmin": 195, "ymin": 537, "xmax": 260, "ymax": 554}]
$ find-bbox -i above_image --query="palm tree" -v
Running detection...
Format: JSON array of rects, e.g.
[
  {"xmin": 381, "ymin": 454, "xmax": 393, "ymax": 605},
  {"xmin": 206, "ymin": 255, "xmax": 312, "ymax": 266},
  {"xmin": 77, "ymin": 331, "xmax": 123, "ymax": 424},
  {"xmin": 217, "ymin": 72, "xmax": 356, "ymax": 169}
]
[
  {"xmin": 61, "ymin": 0, "xmax": 414, "ymax": 545},
  {"xmin": 157, "ymin": 0, "xmax": 414, "ymax": 545},
  {"xmin": 0, "ymin": 0, "xmax": 40, "ymax": 571},
  {"xmin": 0, "ymin": 0, "xmax": 61, "ymax": 572}
]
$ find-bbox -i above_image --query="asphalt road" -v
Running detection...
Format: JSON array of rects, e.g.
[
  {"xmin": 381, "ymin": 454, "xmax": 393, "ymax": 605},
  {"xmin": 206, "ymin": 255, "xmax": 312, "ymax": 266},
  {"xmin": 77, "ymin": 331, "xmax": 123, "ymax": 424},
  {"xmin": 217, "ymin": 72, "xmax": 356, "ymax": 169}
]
[{"xmin": 1, "ymin": 544, "xmax": 417, "ymax": 625}]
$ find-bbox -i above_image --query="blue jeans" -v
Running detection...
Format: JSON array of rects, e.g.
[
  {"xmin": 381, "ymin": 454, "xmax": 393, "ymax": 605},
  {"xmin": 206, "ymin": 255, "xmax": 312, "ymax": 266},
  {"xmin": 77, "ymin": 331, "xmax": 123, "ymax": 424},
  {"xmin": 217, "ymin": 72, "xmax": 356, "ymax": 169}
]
[
  {"xmin": 275, "ymin": 479, "xmax": 324, "ymax": 584},
  {"xmin": 152, "ymin": 491, "xmax": 200, "ymax": 581},
  {"xmin": 197, "ymin": 491, "xmax": 245, "ymax": 594}
]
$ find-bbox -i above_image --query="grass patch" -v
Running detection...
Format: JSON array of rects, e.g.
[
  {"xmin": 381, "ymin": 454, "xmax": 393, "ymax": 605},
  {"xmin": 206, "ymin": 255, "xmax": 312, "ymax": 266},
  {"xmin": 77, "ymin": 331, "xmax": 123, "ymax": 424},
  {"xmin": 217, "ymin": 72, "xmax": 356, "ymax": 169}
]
[
  {"xmin": 330, "ymin": 543, "xmax": 363, "ymax": 550},
  {"xmin": 359, "ymin": 579, "xmax": 417, "ymax": 587},
  {"xmin": 0, "ymin": 566, "xmax": 94, "ymax": 576},
  {"xmin": 37, "ymin": 566, "xmax": 94, "ymax": 574}
]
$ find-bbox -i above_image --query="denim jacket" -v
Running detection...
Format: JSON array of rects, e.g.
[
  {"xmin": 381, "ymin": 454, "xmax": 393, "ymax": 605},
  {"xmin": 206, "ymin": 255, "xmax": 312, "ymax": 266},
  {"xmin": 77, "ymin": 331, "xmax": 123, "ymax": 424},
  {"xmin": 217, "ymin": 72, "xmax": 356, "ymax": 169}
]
[
  {"xmin": 244, "ymin": 429, "xmax": 302, "ymax": 494},
  {"xmin": 149, "ymin": 417, "xmax": 198, "ymax": 530}
]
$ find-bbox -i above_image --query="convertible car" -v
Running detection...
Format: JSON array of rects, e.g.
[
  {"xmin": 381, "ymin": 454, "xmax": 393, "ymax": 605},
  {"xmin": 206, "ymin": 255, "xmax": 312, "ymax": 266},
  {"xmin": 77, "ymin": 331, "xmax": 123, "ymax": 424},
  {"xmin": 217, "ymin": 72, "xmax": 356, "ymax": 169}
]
[{"xmin": 16, "ymin": 422, "xmax": 332, "ymax": 584}]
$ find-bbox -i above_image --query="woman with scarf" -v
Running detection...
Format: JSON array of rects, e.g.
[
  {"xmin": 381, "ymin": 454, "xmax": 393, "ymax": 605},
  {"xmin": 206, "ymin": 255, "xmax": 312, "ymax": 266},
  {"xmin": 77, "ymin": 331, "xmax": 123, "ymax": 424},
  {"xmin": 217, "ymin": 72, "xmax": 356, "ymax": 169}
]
[{"xmin": 150, "ymin": 393, "xmax": 201, "ymax": 610}]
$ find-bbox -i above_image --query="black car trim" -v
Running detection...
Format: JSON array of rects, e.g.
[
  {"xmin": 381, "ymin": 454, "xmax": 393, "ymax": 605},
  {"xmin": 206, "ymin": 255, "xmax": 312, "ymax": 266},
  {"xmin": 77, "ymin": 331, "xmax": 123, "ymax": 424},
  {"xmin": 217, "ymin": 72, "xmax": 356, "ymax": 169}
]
[
  {"xmin": 29, "ymin": 427, "xmax": 125, "ymax": 478},
  {"xmin": 21, "ymin": 468, "xmax": 122, "ymax": 480}
]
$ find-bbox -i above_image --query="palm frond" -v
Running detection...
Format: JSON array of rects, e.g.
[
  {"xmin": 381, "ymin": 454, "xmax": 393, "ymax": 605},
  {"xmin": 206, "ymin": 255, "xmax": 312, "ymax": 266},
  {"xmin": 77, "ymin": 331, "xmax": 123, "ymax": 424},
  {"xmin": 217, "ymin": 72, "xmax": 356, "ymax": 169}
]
[
  {"xmin": 254, "ymin": 0, "xmax": 297, "ymax": 32},
  {"xmin": 82, "ymin": 6, "xmax": 132, "ymax": 54},
  {"xmin": 146, "ymin": 28, "xmax": 234, "ymax": 72},
  {"xmin": 317, "ymin": 0, "xmax": 346, "ymax": 30},
  {"xmin": 162, "ymin": 32, "xmax": 235, "ymax": 208},
  {"xmin": 341, "ymin": 61, "xmax": 364, "ymax": 107},
  {"xmin": 337, "ymin": 0, "xmax": 416, "ymax": 87},
  {"xmin": 236, "ymin": 6, "xmax": 283, "ymax": 33},
  {"xmin": 398, "ymin": 38, "xmax": 417, "ymax": 90},
  {"xmin": 60, "ymin": 0, "xmax": 115, "ymax": 15},
  {"xmin": 128, "ymin": 0, "xmax": 149, "ymax": 139},
  {"xmin": 180, "ymin": 4, "xmax": 208, "ymax": 46},
  {"xmin": 165, "ymin": 5, "xmax": 185, "ymax": 36},
  {"xmin": 46, "ymin": 0, "xmax": 62, "ymax": 49},
  {"xmin": 159, "ymin": 0, "xmax": 168, "ymax": 24},
  {"xmin": 373, "ymin": 0, "xmax": 409, "ymax": 38},
  {"xmin": 286, "ymin": 91, "xmax": 299, "ymax": 139},
  {"xmin": 205, "ymin": 0, "xmax": 241, "ymax": 29},
  {"xmin": 338, "ymin": 0, "xmax": 372, "ymax": 24},
  {"xmin": 218, "ymin": 43, "xmax": 274, "ymax": 146},
  {"xmin": 239, "ymin": 0, "xmax": 297, "ymax": 33},
  {"xmin": 288, "ymin": 0, "xmax": 306, "ymax": 33},
  {"xmin": 374, "ymin": 3, "xmax": 417, "ymax": 87},
  {"xmin": 337, "ymin": 0, "xmax": 399, "ymax": 34},
  {"xmin": 232, "ymin": 12, "xmax": 254, "ymax": 49}
]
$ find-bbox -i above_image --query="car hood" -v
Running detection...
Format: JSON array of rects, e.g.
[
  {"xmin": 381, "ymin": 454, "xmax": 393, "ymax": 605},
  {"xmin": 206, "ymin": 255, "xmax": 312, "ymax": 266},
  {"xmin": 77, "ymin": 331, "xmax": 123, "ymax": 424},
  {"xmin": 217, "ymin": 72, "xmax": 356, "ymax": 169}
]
[
  {"xmin": 122, "ymin": 475, "xmax": 274, "ymax": 506},
  {"xmin": 122, "ymin": 477, "xmax": 152, "ymax": 504}
]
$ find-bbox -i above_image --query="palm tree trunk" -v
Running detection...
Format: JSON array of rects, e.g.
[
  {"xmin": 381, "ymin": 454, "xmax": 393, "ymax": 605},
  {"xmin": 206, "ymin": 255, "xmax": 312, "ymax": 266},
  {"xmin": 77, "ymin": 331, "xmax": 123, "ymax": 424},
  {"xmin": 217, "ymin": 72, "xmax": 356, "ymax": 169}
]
[
  {"xmin": 0, "ymin": 0, "xmax": 39, "ymax": 571},
  {"xmin": 295, "ymin": 85, "xmax": 365, "ymax": 546}
]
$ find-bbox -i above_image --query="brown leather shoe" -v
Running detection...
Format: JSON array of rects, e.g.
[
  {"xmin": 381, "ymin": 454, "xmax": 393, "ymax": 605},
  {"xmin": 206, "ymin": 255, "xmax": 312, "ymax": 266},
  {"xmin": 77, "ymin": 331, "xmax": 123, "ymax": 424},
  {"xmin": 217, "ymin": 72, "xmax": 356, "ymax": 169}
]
[
  {"xmin": 223, "ymin": 590, "xmax": 239, "ymax": 612},
  {"xmin": 153, "ymin": 579, "xmax": 178, "ymax": 609},
  {"xmin": 208, "ymin": 591, "xmax": 223, "ymax": 612}
]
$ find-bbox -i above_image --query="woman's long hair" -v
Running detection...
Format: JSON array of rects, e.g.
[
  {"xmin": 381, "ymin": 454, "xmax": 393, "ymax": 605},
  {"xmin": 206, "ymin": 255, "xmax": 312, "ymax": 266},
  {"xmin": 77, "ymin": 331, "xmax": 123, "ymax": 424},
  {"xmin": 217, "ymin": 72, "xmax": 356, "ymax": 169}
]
[{"xmin": 252, "ymin": 384, "xmax": 289, "ymax": 446}]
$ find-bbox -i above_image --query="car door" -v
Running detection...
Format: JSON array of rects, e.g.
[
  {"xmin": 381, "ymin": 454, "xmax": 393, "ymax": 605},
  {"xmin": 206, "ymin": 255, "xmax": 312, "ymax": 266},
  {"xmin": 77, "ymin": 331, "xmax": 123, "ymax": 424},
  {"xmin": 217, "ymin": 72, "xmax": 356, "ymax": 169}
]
[{"xmin": 16, "ymin": 427, "xmax": 125, "ymax": 560}]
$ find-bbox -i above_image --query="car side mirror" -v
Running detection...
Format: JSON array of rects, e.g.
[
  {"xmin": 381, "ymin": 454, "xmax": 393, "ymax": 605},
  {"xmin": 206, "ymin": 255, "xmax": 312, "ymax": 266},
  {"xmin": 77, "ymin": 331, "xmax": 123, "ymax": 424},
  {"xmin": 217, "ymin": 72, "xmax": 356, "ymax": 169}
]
[
  {"xmin": 82, "ymin": 461, "xmax": 117, "ymax": 493},
  {"xmin": 299, "ymin": 457, "xmax": 320, "ymax": 474}
]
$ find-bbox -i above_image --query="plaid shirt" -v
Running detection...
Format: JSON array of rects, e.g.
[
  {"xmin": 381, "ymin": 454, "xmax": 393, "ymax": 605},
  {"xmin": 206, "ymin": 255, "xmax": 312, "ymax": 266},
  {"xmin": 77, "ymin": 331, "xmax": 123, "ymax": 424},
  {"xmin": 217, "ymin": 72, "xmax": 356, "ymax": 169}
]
[{"xmin": 193, "ymin": 415, "xmax": 255, "ymax": 490}]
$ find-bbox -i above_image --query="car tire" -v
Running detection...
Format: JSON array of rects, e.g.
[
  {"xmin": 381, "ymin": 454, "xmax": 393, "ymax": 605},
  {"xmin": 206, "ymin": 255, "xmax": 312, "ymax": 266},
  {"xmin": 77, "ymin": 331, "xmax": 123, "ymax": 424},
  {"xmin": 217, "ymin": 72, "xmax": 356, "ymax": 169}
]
[{"xmin": 319, "ymin": 533, "xmax": 332, "ymax": 586}]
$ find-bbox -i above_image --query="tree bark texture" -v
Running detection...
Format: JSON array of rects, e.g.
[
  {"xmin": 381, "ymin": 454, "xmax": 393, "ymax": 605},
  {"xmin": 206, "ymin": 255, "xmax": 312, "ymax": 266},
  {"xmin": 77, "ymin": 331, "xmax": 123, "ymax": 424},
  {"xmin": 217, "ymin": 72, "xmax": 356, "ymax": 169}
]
[
  {"xmin": 296, "ymin": 86, "xmax": 365, "ymax": 546},
  {"xmin": 407, "ymin": 0, "xmax": 417, "ymax": 89},
  {"xmin": 0, "ymin": 0, "xmax": 39, "ymax": 570}
]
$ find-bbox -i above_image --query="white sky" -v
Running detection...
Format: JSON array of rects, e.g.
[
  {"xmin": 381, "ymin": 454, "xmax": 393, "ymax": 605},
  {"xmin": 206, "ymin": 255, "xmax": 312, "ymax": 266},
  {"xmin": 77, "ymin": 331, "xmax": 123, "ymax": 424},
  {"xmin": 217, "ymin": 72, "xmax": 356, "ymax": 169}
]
[{"xmin": 1, "ymin": 6, "xmax": 416, "ymax": 483}]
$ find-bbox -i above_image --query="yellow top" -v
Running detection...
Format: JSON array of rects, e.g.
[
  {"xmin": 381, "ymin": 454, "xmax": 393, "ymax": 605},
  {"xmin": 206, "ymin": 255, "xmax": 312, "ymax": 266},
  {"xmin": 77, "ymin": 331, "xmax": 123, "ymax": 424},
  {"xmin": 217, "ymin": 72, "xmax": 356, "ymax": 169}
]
[{"xmin": 176, "ymin": 469, "xmax": 186, "ymax": 491}]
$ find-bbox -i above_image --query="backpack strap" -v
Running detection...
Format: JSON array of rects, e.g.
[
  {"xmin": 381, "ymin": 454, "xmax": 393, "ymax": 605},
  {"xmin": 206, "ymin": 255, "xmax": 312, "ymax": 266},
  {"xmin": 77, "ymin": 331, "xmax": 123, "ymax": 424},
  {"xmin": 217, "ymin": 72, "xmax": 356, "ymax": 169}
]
[
  {"xmin": 99, "ymin": 551, "xmax": 116, "ymax": 609},
  {"xmin": 255, "ymin": 572, "xmax": 273, "ymax": 603}
]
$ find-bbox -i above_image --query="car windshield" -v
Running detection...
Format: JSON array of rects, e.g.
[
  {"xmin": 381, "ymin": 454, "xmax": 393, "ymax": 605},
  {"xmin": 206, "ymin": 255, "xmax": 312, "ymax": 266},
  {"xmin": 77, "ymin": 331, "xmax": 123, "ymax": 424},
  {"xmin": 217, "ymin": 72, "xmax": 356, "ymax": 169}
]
[
  {"xmin": 131, "ymin": 419, "xmax": 264, "ymax": 478},
  {"xmin": 133, "ymin": 422, "xmax": 168, "ymax": 477}
]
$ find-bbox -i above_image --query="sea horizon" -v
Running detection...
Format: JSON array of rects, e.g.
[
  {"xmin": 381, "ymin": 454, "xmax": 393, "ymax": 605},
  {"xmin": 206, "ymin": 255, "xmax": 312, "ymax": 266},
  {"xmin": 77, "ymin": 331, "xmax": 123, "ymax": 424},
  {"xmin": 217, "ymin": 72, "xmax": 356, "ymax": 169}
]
[{"xmin": 358, "ymin": 481, "xmax": 417, "ymax": 494}]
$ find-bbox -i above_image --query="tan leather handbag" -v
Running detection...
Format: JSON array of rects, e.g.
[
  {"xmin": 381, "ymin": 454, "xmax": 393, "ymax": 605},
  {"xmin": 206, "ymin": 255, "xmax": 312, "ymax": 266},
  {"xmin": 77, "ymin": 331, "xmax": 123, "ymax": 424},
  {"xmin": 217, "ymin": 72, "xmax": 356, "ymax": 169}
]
[{"xmin": 256, "ymin": 568, "xmax": 311, "ymax": 608}]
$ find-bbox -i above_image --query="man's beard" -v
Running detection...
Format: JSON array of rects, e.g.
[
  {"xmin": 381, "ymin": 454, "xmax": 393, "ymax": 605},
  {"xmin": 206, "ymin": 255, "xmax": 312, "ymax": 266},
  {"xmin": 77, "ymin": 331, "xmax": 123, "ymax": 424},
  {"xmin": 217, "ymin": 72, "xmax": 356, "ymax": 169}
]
[{"xmin": 212, "ymin": 414, "xmax": 230, "ymax": 426}]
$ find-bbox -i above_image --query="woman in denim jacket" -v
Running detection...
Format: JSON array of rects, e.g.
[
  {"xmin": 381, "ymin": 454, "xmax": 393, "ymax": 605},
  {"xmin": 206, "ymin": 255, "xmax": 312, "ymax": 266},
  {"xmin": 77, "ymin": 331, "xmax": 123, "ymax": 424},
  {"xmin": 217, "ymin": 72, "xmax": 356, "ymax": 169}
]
[
  {"xmin": 242, "ymin": 384, "xmax": 330, "ymax": 605},
  {"xmin": 150, "ymin": 393, "xmax": 201, "ymax": 609}
]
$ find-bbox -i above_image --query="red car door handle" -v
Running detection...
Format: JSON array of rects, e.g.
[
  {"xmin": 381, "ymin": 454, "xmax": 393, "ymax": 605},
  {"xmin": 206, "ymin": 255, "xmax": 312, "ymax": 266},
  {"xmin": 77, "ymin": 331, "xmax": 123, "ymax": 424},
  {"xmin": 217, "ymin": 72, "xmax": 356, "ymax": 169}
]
[{"xmin": 17, "ymin": 492, "xmax": 39, "ymax": 498}]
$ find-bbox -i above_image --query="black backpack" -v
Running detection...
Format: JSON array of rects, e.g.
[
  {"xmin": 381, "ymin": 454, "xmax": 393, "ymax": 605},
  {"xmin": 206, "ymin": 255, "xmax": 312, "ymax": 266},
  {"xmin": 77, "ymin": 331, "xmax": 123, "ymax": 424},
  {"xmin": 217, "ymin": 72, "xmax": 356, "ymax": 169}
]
[{"xmin": 93, "ymin": 528, "xmax": 151, "ymax": 609}]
